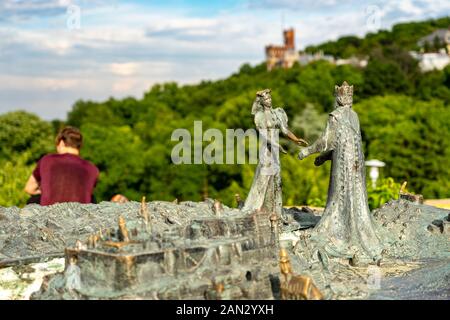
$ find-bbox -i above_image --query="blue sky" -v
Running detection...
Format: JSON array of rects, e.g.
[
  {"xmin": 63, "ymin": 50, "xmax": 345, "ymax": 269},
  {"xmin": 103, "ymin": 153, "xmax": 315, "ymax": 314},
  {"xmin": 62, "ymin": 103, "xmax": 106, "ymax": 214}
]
[{"xmin": 0, "ymin": 0, "xmax": 449, "ymax": 120}]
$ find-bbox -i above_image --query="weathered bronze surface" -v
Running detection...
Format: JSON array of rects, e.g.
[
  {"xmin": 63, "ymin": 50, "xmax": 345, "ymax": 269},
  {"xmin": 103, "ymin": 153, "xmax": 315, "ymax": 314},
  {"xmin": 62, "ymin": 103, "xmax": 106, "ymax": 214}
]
[
  {"xmin": 298, "ymin": 82, "xmax": 382, "ymax": 264},
  {"xmin": 242, "ymin": 89, "xmax": 307, "ymax": 220},
  {"xmin": 29, "ymin": 206, "xmax": 281, "ymax": 299},
  {"xmin": 399, "ymin": 181, "xmax": 424, "ymax": 204},
  {"xmin": 279, "ymin": 249, "xmax": 323, "ymax": 300}
]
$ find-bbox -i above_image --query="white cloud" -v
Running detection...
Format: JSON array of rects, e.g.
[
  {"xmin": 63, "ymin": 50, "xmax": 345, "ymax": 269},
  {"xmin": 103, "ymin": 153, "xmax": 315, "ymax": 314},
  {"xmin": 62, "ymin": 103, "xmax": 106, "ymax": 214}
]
[
  {"xmin": 1, "ymin": 0, "xmax": 70, "ymax": 11},
  {"xmin": 396, "ymin": 0, "xmax": 424, "ymax": 15},
  {"xmin": 247, "ymin": 0, "xmax": 342, "ymax": 10},
  {"xmin": 0, "ymin": 74, "xmax": 92, "ymax": 91},
  {"xmin": 109, "ymin": 62, "xmax": 139, "ymax": 76},
  {"xmin": 112, "ymin": 78, "xmax": 138, "ymax": 93},
  {"xmin": 0, "ymin": 0, "xmax": 117, "ymax": 21}
]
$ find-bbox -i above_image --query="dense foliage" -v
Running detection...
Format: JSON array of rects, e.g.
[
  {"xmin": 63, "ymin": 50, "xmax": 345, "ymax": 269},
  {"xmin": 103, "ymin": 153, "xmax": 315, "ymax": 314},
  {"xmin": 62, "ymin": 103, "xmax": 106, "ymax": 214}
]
[
  {"xmin": 305, "ymin": 16, "xmax": 450, "ymax": 58},
  {"xmin": 367, "ymin": 178, "xmax": 401, "ymax": 210},
  {"xmin": 1, "ymin": 17, "xmax": 449, "ymax": 208}
]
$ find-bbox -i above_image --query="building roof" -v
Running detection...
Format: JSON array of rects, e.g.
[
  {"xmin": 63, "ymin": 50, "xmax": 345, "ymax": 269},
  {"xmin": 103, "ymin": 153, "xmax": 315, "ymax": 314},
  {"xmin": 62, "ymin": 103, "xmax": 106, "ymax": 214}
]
[{"xmin": 418, "ymin": 28, "xmax": 450, "ymax": 46}]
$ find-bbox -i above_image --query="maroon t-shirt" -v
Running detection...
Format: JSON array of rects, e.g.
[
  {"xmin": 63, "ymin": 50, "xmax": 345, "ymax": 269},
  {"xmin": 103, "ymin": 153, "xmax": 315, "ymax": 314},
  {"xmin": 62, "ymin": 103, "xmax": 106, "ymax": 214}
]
[{"xmin": 33, "ymin": 153, "xmax": 99, "ymax": 206}]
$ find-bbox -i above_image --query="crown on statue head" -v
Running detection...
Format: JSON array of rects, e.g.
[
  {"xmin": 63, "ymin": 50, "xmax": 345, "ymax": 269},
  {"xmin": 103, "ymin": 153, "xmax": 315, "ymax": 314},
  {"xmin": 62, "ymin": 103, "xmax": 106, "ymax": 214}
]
[{"xmin": 334, "ymin": 81, "xmax": 353, "ymax": 98}]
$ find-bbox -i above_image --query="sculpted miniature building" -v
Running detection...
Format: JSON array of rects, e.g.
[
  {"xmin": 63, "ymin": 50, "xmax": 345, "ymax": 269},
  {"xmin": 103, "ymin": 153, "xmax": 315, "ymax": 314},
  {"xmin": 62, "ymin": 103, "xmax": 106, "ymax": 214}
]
[
  {"xmin": 279, "ymin": 249, "xmax": 323, "ymax": 300},
  {"xmin": 32, "ymin": 201, "xmax": 283, "ymax": 300}
]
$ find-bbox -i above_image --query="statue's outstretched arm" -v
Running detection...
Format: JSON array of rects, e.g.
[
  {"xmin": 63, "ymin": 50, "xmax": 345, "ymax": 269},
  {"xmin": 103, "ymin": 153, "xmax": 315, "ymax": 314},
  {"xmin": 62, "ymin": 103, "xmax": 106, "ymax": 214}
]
[
  {"xmin": 298, "ymin": 116, "xmax": 336, "ymax": 160},
  {"xmin": 286, "ymin": 130, "xmax": 309, "ymax": 146},
  {"xmin": 258, "ymin": 127, "xmax": 288, "ymax": 154},
  {"xmin": 275, "ymin": 108, "xmax": 308, "ymax": 146}
]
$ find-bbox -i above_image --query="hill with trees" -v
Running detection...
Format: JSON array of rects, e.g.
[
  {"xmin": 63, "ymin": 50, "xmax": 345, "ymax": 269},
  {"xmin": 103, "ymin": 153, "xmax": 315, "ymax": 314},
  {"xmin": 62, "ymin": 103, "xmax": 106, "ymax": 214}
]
[{"xmin": 305, "ymin": 16, "xmax": 450, "ymax": 58}]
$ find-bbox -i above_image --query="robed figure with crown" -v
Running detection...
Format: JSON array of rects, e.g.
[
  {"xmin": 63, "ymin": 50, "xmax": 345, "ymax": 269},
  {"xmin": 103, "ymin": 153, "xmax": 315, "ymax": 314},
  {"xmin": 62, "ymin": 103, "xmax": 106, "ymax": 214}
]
[{"xmin": 298, "ymin": 82, "xmax": 383, "ymax": 264}]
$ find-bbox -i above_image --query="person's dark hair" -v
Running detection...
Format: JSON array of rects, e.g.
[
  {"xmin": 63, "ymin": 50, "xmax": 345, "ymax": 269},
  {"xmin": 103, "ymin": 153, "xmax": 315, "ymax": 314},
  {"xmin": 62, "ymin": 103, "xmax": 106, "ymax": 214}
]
[{"xmin": 55, "ymin": 126, "xmax": 83, "ymax": 149}]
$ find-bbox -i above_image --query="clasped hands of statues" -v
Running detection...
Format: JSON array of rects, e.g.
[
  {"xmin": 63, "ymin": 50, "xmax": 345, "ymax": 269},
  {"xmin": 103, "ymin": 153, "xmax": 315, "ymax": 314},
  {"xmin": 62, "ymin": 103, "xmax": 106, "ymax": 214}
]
[
  {"xmin": 297, "ymin": 139, "xmax": 330, "ymax": 167},
  {"xmin": 277, "ymin": 133, "xmax": 308, "ymax": 155},
  {"xmin": 290, "ymin": 135, "xmax": 328, "ymax": 167},
  {"xmin": 272, "ymin": 130, "xmax": 327, "ymax": 166},
  {"xmin": 293, "ymin": 133, "xmax": 310, "ymax": 160}
]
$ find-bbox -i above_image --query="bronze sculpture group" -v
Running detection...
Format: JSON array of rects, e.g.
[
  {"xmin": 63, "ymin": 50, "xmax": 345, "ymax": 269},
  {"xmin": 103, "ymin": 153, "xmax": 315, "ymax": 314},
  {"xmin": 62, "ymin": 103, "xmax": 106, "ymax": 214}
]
[{"xmin": 244, "ymin": 81, "xmax": 383, "ymax": 265}]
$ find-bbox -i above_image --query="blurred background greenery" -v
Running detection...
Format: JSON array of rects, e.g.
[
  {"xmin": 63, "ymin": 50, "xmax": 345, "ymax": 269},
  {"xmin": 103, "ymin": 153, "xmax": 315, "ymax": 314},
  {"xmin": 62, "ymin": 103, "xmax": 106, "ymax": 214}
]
[{"xmin": 1, "ymin": 17, "xmax": 449, "ymax": 208}]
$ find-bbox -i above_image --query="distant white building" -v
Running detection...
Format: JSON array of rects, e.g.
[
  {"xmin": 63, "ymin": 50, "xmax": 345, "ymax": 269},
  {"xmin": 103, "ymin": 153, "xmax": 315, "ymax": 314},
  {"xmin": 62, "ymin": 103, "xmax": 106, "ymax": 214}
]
[
  {"xmin": 410, "ymin": 49, "xmax": 450, "ymax": 72},
  {"xmin": 297, "ymin": 51, "xmax": 368, "ymax": 68},
  {"xmin": 412, "ymin": 27, "xmax": 450, "ymax": 72},
  {"xmin": 336, "ymin": 57, "xmax": 368, "ymax": 68},
  {"xmin": 298, "ymin": 51, "xmax": 334, "ymax": 65}
]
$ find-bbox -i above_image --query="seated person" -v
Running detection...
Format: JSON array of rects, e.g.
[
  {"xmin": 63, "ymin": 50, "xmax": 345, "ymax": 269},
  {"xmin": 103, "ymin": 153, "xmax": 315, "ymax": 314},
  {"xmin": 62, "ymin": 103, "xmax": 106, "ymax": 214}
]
[{"xmin": 24, "ymin": 127, "xmax": 99, "ymax": 206}]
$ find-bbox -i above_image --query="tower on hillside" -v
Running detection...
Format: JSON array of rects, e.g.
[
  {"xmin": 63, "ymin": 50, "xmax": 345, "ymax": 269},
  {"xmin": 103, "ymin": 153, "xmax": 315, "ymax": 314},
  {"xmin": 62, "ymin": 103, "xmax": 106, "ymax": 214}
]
[
  {"xmin": 283, "ymin": 28, "xmax": 295, "ymax": 50},
  {"xmin": 265, "ymin": 28, "xmax": 299, "ymax": 71}
]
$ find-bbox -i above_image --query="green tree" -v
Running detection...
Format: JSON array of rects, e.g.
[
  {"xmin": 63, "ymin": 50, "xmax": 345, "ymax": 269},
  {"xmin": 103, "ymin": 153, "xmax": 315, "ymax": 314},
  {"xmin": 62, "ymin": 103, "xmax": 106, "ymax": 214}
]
[
  {"xmin": 295, "ymin": 61, "xmax": 336, "ymax": 112},
  {"xmin": 355, "ymin": 95, "xmax": 450, "ymax": 199},
  {"xmin": 362, "ymin": 59, "xmax": 410, "ymax": 96},
  {"xmin": 80, "ymin": 124, "xmax": 146, "ymax": 201},
  {"xmin": 0, "ymin": 153, "xmax": 34, "ymax": 207},
  {"xmin": 416, "ymin": 68, "xmax": 450, "ymax": 104},
  {"xmin": 0, "ymin": 111, "xmax": 53, "ymax": 163},
  {"xmin": 367, "ymin": 177, "xmax": 401, "ymax": 210},
  {"xmin": 291, "ymin": 103, "xmax": 328, "ymax": 143}
]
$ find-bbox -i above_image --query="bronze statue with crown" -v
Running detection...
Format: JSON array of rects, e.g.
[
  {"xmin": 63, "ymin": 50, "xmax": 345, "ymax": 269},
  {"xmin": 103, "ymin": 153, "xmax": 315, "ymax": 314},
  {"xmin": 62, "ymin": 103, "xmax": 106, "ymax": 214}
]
[{"xmin": 298, "ymin": 81, "xmax": 383, "ymax": 265}]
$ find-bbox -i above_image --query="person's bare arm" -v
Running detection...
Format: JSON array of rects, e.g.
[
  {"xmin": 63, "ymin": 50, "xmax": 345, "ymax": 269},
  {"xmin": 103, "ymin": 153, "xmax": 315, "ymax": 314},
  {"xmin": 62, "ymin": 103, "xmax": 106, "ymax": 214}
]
[{"xmin": 24, "ymin": 175, "xmax": 41, "ymax": 195}]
